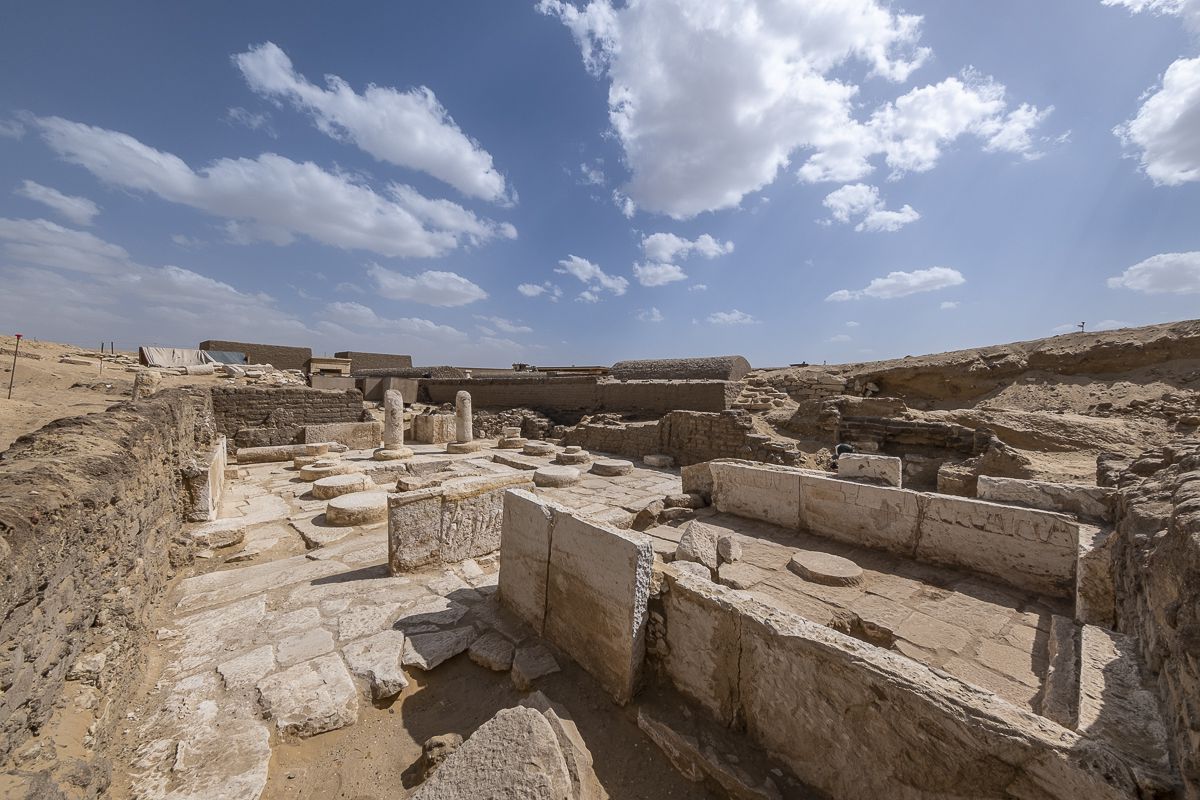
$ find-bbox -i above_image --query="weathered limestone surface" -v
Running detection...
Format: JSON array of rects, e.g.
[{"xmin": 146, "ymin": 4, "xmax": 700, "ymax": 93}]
[
  {"xmin": 303, "ymin": 421, "xmax": 382, "ymax": 450},
  {"xmin": 658, "ymin": 568, "xmax": 1154, "ymax": 799},
  {"xmin": 455, "ymin": 390, "xmax": 473, "ymax": 443},
  {"xmin": 1109, "ymin": 441, "xmax": 1200, "ymax": 794},
  {"xmin": 711, "ymin": 461, "xmax": 1082, "ymax": 598},
  {"xmin": 543, "ymin": 509, "xmax": 654, "ymax": 704},
  {"xmin": 977, "ymin": 474, "xmax": 1113, "ymax": 522},
  {"xmin": 787, "ymin": 550, "xmax": 864, "ymax": 587},
  {"xmin": 412, "ymin": 413, "xmax": 456, "ymax": 444},
  {"xmin": 1040, "ymin": 615, "xmax": 1078, "ymax": 728},
  {"xmin": 1076, "ymin": 525, "xmax": 1116, "ymax": 627},
  {"xmin": 388, "ymin": 473, "xmax": 533, "ymax": 573},
  {"xmin": 403, "ymin": 627, "xmax": 477, "ymax": 670},
  {"xmin": 312, "ymin": 472, "xmax": 372, "ymax": 500},
  {"xmin": 674, "ymin": 520, "xmax": 720, "ymax": 576},
  {"xmin": 411, "ymin": 707, "xmax": 574, "ymax": 799},
  {"xmin": 342, "ymin": 630, "xmax": 408, "ymax": 699},
  {"xmin": 498, "ymin": 490, "xmax": 559, "ymax": 633},
  {"xmin": 1077, "ymin": 625, "xmax": 1173, "ymax": 789},
  {"xmin": 183, "ymin": 435, "xmax": 227, "ymax": 522},
  {"xmin": 237, "ymin": 441, "xmax": 330, "ymax": 464},
  {"xmin": 710, "ymin": 461, "xmax": 802, "ymax": 529},
  {"xmin": 535, "ymin": 465, "xmax": 581, "ymax": 487},
  {"xmin": 256, "ymin": 653, "xmax": 359, "ymax": 737},
  {"xmin": 326, "ymin": 490, "xmax": 388, "ymax": 526},
  {"xmin": 836, "ymin": 453, "xmax": 902, "ymax": 487}
]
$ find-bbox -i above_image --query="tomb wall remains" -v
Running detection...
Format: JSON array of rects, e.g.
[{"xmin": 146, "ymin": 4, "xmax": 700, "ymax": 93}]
[
  {"xmin": 0, "ymin": 389, "xmax": 215, "ymax": 795},
  {"xmin": 210, "ymin": 386, "xmax": 366, "ymax": 451},
  {"xmin": 199, "ymin": 339, "xmax": 311, "ymax": 371},
  {"xmin": 1109, "ymin": 439, "xmax": 1200, "ymax": 796}
]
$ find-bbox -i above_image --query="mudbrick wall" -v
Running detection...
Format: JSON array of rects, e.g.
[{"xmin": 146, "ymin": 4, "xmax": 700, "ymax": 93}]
[
  {"xmin": 565, "ymin": 410, "xmax": 802, "ymax": 467},
  {"xmin": 423, "ymin": 377, "xmax": 738, "ymax": 416},
  {"xmin": 210, "ymin": 386, "xmax": 367, "ymax": 450},
  {"xmin": 198, "ymin": 339, "xmax": 312, "ymax": 371},
  {"xmin": 1110, "ymin": 438, "xmax": 1200, "ymax": 796},
  {"xmin": 0, "ymin": 389, "xmax": 213, "ymax": 796},
  {"xmin": 333, "ymin": 350, "xmax": 413, "ymax": 371}
]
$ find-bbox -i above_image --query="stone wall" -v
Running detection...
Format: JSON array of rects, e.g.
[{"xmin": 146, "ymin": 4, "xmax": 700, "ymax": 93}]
[
  {"xmin": 564, "ymin": 410, "xmax": 803, "ymax": 467},
  {"xmin": 199, "ymin": 339, "xmax": 311, "ymax": 371},
  {"xmin": 657, "ymin": 567, "xmax": 1154, "ymax": 799},
  {"xmin": 609, "ymin": 356, "xmax": 751, "ymax": 382},
  {"xmin": 499, "ymin": 490, "xmax": 654, "ymax": 704},
  {"xmin": 708, "ymin": 461, "xmax": 1083, "ymax": 599},
  {"xmin": 388, "ymin": 474, "xmax": 533, "ymax": 572},
  {"xmin": 210, "ymin": 386, "xmax": 366, "ymax": 451},
  {"xmin": 0, "ymin": 389, "xmax": 213, "ymax": 795},
  {"xmin": 754, "ymin": 369, "xmax": 848, "ymax": 400},
  {"xmin": 422, "ymin": 378, "xmax": 736, "ymax": 416},
  {"xmin": 1109, "ymin": 440, "xmax": 1200, "ymax": 795},
  {"xmin": 334, "ymin": 350, "xmax": 413, "ymax": 371}
]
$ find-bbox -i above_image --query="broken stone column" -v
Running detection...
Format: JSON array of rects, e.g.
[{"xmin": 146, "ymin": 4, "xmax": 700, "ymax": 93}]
[
  {"xmin": 374, "ymin": 389, "xmax": 413, "ymax": 460},
  {"xmin": 446, "ymin": 390, "xmax": 485, "ymax": 453},
  {"xmin": 131, "ymin": 370, "xmax": 161, "ymax": 401}
]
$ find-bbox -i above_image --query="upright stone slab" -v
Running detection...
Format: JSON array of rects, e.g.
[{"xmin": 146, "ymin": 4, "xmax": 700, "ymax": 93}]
[
  {"xmin": 837, "ymin": 453, "xmax": 902, "ymax": 487},
  {"xmin": 374, "ymin": 388, "xmax": 413, "ymax": 460},
  {"xmin": 498, "ymin": 490, "xmax": 559, "ymax": 633},
  {"xmin": 544, "ymin": 509, "xmax": 654, "ymax": 704}
]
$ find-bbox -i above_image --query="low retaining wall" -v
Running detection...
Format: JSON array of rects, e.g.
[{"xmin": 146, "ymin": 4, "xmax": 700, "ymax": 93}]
[
  {"xmin": 499, "ymin": 490, "xmax": 653, "ymax": 704},
  {"xmin": 210, "ymin": 386, "xmax": 366, "ymax": 451},
  {"xmin": 422, "ymin": 378, "xmax": 737, "ymax": 415},
  {"xmin": 388, "ymin": 474, "xmax": 533, "ymax": 572},
  {"xmin": 565, "ymin": 411, "xmax": 802, "ymax": 467},
  {"xmin": 977, "ymin": 475, "xmax": 1113, "ymax": 522},
  {"xmin": 709, "ymin": 461, "xmax": 1083, "ymax": 599},
  {"xmin": 658, "ymin": 568, "xmax": 1150, "ymax": 799},
  {"xmin": 0, "ymin": 389, "xmax": 213, "ymax": 795}
]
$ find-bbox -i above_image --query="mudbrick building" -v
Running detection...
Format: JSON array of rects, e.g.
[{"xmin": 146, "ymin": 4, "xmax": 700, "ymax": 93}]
[{"xmin": 2, "ymin": 321, "xmax": 1199, "ymax": 798}]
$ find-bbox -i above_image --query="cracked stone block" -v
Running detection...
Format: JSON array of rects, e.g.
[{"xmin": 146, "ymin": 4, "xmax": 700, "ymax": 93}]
[
  {"xmin": 256, "ymin": 653, "xmax": 359, "ymax": 737},
  {"xmin": 403, "ymin": 627, "xmax": 477, "ymax": 670},
  {"xmin": 342, "ymin": 630, "xmax": 409, "ymax": 700}
]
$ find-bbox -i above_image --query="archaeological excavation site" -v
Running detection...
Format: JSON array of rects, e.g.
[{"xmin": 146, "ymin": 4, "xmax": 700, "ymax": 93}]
[{"xmin": 0, "ymin": 320, "xmax": 1197, "ymax": 799}]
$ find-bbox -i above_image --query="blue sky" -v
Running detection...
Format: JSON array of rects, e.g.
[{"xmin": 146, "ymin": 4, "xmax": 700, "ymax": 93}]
[{"xmin": 1, "ymin": 0, "xmax": 1198, "ymax": 367}]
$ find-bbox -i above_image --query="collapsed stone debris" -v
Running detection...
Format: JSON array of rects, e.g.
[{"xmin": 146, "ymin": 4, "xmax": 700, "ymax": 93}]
[{"xmin": 2, "ymin": 321, "xmax": 1199, "ymax": 798}]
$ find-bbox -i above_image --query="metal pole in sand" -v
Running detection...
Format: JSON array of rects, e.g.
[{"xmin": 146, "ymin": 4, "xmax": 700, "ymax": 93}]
[{"xmin": 6, "ymin": 334, "xmax": 22, "ymax": 400}]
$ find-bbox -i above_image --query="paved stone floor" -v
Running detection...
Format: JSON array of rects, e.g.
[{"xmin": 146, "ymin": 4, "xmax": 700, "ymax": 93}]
[
  {"xmin": 118, "ymin": 442, "xmax": 685, "ymax": 800},
  {"xmin": 643, "ymin": 513, "xmax": 1071, "ymax": 713}
]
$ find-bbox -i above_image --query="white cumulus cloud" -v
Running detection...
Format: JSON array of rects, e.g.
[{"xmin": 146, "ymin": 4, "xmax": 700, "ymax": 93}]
[
  {"xmin": 1103, "ymin": 0, "xmax": 1200, "ymax": 32},
  {"xmin": 636, "ymin": 307, "xmax": 664, "ymax": 322},
  {"xmin": 641, "ymin": 232, "xmax": 734, "ymax": 262},
  {"xmin": 320, "ymin": 301, "xmax": 466, "ymax": 340},
  {"xmin": 1115, "ymin": 57, "xmax": 1200, "ymax": 186},
  {"xmin": 707, "ymin": 309, "xmax": 758, "ymax": 325},
  {"xmin": 34, "ymin": 116, "xmax": 514, "ymax": 259},
  {"xmin": 822, "ymin": 183, "xmax": 919, "ymax": 232},
  {"xmin": 517, "ymin": 281, "xmax": 563, "ymax": 301},
  {"xmin": 554, "ymin": 254, "xmax": 629, "ymax": 296},
  {"xmin": 367, "ymin": 263, "xmax": 488, "ymax": 306},
  {"xmin": 234, "ymin": 42, "xmax": 510, "ymax": 203},
  {"xmin": 539, "ymin": 0, "xmax": 1047, "ymax": 218},
  {"xmin": 474, "ymin": 315, "xmax": 533, "ymax": 334},
  {"xmin": 633, "ymin": 262, "xmax": 687, "ymax": 287},
  {"xmin": 14, "ymin": 181, "xmax": 100, "ymax": 226},
  {"xmin": 826, "ymin": 266, "xmax": 965, "ymax": 301},
  {"xmin": 1107, "ymin": 251, "xmax": 1200, "ymax": 293}
]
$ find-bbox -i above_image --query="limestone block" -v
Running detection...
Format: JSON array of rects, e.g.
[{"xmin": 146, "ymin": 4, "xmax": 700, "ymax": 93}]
[
  {"xmin": 237, "ymin": 443, "xmax": 316, "ymax": 464},
  {"xmin": 681, "ymin": 462, "xmax": 714, "ymax": 500},
  {"xmin": 976, "ymin": 475, "xmax": 1113, "ymax": 522},
  {"xmin": 511, "ymin": 643, "xmax": 561, "ymax": 690},
  {"xmin": 711, "ymin": 462, "xmax": 803, "ymax": 530},
  {"xmin": 555, "ymin": 448, "xmax": 593, "ymax": 465},
  {"xmin": 312, "ymin": 472, "xmax": 372, "ymax": 500},
  {"xmin": 498, "ymin": 490, "xmax": 559, "ymax": 634},
  {"xmin": 534, "ymin": 466, "xmax": 581, "ymax": 487},
  {"xmin": 837, "ymin": 453, "xmax": 902, "ymax": 488},
  {"xmin": 388, "ymin": 473, "xmax": 533, "ymax": 573},
  {"xmin": 644, "ymin": 454, "xmax": 674, "ymax": 468},
  {"xmin": 1077, "ymin": 625, "xmax": 1172, "ymax": 781},
  {"xmin": 917, "ymin": 495, "xmax": 1078, "ymax": 599},
  {"xmin": 1040, "ymin": 615, "xmax": 1078, "ymax": 728},
  {"xmin": 410, "ymin": 707, "xmax": 573, "ymax": 799},
  {"xmin": 787, "ymin": 550, "xmax": 864, "ymax": 587},
  {"xmin": 544, "ymin": 510, "xmax": 654, "ymax": 703},
  {"xmin": 131, "ymin": 369, "xmax": 162, "ymax": 400},
  {"xmin": 299, "ymin": 461, "xmax": 363, "ymax": 482},
  {"xmin": 325, "ymin": 491, "xmax": 388, "ymax": 526},
  {"xmin": 446, "ymin": 440, "xmax": 488, "ymax": 454},
  {"xmin": 590, "ymin": 459, "xmax": 633, "ymax": 477},
  {"xmin": 217, "ymin": 645, "xmax": 275, "ymax": 690},
  {"xmin": 664, "ymin": 492, "xmax": 705, "ymax": 509},
  {"xmin": 256, "ymin": 653, "xmax": 358, "ymax": 737},
  {"xmin": 343, "ymin": 630, "xmax": 408, "ymax": 700},
  {"xmin": 674, "ymin": 520, "xmax": 720, "ymax": 576},
  {"xmin": 468, "ymin": 631, "xmax": 515, "ymax": 672},
  {"xmin": 277, "ymin": 627, "xmax": 336, "ymax": 666},
  {"xmin": 522, "ymin": 441, "xmax": 556, "ymax": 456},
  {"xmin": 1076, "ymin": 525, "xmax": 1115, "ymax": 627},
  {"xmin": 796, "ymin": 472, "xmax": 921, "ymax": 552},
  {"xmin": 403, "ymin": 627, "xmax": 477, "ymax": 670},
  {"xmin": 188, "ymin": 517, "xmax": 246, "ymax": 549},
  {"xmin": 717, "ymin": 535, "xmax": 741, "ymax": 564},
  {"xmin": 303, "ymin": 421, "xmax": 382, "ymax": 450},
  {"xmin": 413, "ymin": 413, "xmax": 456, "ymax": 444}
]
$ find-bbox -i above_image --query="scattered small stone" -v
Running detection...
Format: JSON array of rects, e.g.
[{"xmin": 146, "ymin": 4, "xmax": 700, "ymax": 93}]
[
  {"xmin": 511, "ymin": 643, "xmax": 560, "ymax": 690},
  {"xmin": 468, "ymin": 631, "xmax": 516, "ymax": 672},
  {"xmin": 718, "ymin": 535, "xmax": 742, "ymax": 564},
  {"xmin": 419, "ymin": 733, "xmax": 464, "ymax": 781}
]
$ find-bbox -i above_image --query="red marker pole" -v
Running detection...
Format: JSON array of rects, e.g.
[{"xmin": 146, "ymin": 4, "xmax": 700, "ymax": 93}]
[{"xmin": 7, "ymin": 334, "xmax": 22, "ymax": 400}]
